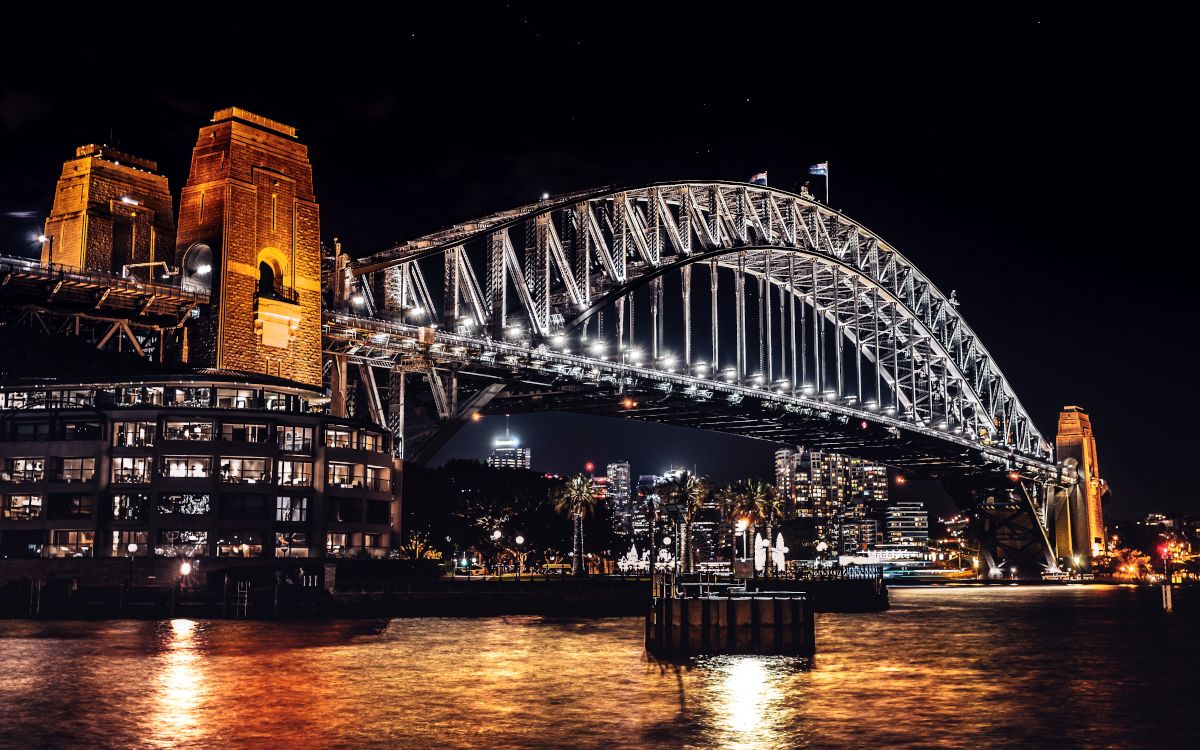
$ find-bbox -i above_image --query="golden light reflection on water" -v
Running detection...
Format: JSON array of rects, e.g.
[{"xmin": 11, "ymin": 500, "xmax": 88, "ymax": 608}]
[
  {"xmin": 714, "ymin": 657, "xmax": 777, "ymax": 741},
  {"xmin": 150, "ymin": 619, "xmax": 205, "ymax": 746},
  {"xmin": 1, "ymin": 588, "xmax": 1193, "ymax": 749}
]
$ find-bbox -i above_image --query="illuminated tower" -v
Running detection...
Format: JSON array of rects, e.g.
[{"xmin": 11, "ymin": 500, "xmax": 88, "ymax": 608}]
[
  {"xmin": 40, "ymin": 145, "xmax": 175, "ymax": 274},
  {"xmin": 174, "ymin": 108, "xmax": 323, "ymax": 386},
  {"xmin": 1053, "ymin": 406, "xmax": 1107, "ymax": 561}
]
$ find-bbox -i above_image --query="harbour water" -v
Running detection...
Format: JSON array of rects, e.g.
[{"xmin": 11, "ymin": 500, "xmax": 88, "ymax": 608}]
[{"xmin": 0, "ymin": 586, "xmax": 1192, "ymax": 749}]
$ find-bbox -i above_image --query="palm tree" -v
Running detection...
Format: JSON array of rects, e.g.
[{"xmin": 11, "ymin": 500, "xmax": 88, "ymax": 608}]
[
  {"xmin": 717, "ymin": 481, "xmax": 751, "ymax": 565},
  {"xmin": 553, "ymin": 474, "xmax": 600, "ymax": 575},
  {"xmin": 657, "ymin": 472, "xmax": 708, "ymax": 573}
]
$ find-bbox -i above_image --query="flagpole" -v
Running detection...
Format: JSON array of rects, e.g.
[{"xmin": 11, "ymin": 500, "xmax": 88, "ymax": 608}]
[{"xmin": 825, "ymin": 163, "xmax": 830, "ymax": 205}]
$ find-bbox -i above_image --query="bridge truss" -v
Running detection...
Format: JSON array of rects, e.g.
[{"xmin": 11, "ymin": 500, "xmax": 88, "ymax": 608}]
[{"xmin": 332, "ymin": 181, "xmax": 1067, "ymax": 570}]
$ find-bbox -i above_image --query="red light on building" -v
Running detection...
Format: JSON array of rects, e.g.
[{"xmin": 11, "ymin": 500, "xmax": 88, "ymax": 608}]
[
  {"xmin": 585, "ymin": 462, "xmax": 595, "ymax": 473},
  {"xmin": 1007, "ymin": 470, "xmax": 1020, "ymax": 482},
  {"xmin": 860, "ymin": 420, "xmax": 869, "ymax": 429}
]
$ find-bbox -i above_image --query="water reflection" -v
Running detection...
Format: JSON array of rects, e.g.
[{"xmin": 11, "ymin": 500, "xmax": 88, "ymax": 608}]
[
  {"xmin": 0, "ymin": 588, "xmax": 1195, "ymax": 749},
  {"xmin": 151, "ymin": 619, "xmax": 205, "ymax": 746}
]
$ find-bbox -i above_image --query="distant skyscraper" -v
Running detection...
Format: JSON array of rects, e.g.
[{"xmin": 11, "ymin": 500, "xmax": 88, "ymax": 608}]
[
  {"xmin": 885, "ymin": 500, "xmax": 929, "ymax": 546},
  {"xmin": 606, "ymin": 461, "xmax": 632, "ymax": 532},
  {"xmin": 631, "ymin": 473, "xmax": 663, "ymax": 540},
  {"xmin": 487, "ymin": 421, "xmax": 530, "ymax": 470},
  {"xmin": 775, "ymin": 446, "xmax": 889, "ymax": 549}
]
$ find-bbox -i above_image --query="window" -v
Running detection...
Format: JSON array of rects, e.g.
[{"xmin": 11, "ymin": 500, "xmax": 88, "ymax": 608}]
[
  {"xmin": 325, "ymin": 428, "xmax": 354, "ymax": 449},
  {"xmin": 361, "ymin": 432, "xmax": 383, "ymax": 452},
  {"xmin": 49, "ymin": 530, "xmax": 94, "ymax": 557},
  {"xmin": 155, "ymin": 529, "xmax": 207, "ymax": 557},
  {"xmin": 63, "ymin": 421, "xmax": 102, "ymax": 440},
  {"xmin": 326, "ymin": 497, "xmax": 362, "ymax": 523},
  {"xmin": 167, "ymin": 386, "xmax": 211, "ymax": 407},
  {"xmin": 275, "ymin": 495, "xmax": 308, "ymax": 523},
  {"xmin": 326, "ymin": 532, "xmax": 349, "ymax": 557},
  {"xmin": 220, "ymin": 457, "xmax": 269, "ymax": 483},
  {"xmin": 2, "ymin": 391, "xmax": 42, "ymax": 409},
  {"xmin": 111, "ymin": 530, "xmax": 148, "ymax": 557},
  {"xmin": 219, "ymin": 493, "xmax": 269, "ymax": 520},
  {"xmin": 48, "ymin": 494, "xmax": 93, "ymax": 519},
  {"xmin": 163, "ymin": 456, "xmax": 212, "ymax": 478},
  {"xmin": 3, "ymin": 495, "xmax": 42, "ymax": 520},
  {"xmin": 114, "ymin": 421, "xmax": 155, "ymax": 447},
  {"xmin": 363, "ymin": 533, "xmax": 387, "ymax": 558},
  {"xmin": 263, "ymin": 391, "xmax": 291, "ymax": 411},
  {"xmin": 366, "ymin": 466, "xmax": 390, "ymax": 492},
  {"xmin": 112, "ymin": 457, "xmax": 151, "ymax": 484},
  {"xmin": 5, "ymin": 457, "xmax": 45, "ymax": 483},
  {"xmin": 111, "ymin": 494, "xmax": 149, "ymax": 521},
  {"xmin": 221, "ymin": 422, "xmax": 271, "ymax": 443},
  {"xmin": 278, "ymin": 460, "xmax": 313, "ymax": 487},
  {"xmin": 58, "ymin": 390, "xmax": 94, "ymax": 408},
  {"xmin": 164, "ymin": 420, "xmax": 214, "ymax": 441},
  {"xmin": 278, "ymin": 425, "xmax": 314, "ymax": 452},
  {"xmin": 11, "ymin": 422, "xmax": 51, "ymax": 441},
  {"xmin": 118, "ymin": 386, "xmax": 163, "ymax": 406},
  {"xmin": 157, "ymin": 494, "xmax": 210, "ymax": 515},
  {"xmin": 365, "ymin": 499, "xmax": 390, "ymax": 525},
  {"xmin": 216, "ymin": 531, "xmax": 264, "ymax": 557},
  {"xmin": 276, "ymin": 532, "xmax": 310, "ymax": 558},
  {"xmin": 216, "ymin": 388, "xmax": 257, "ymax": 409},
  {"xmin": 327, "ymin": 463, "xmax": 361, "ymax": 489},
  {"xmin": 56, "ymin": 457, "xmax": 96, "ymax": 482}
]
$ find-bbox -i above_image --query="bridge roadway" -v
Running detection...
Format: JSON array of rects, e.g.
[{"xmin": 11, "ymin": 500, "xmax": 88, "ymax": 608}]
[{"xmin": 324, "ymin": 310, "xmax": 1060, "ymax": 482}]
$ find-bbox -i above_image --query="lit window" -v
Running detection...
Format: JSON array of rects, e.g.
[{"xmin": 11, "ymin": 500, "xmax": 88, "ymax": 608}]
[
  {"xmin": 162, "ymin": 456, "xmax": 211, "ymax": 478},
  {"xmin": 278, "ymin": 460, "xmax": 313, "ymax": 487},
  {"xmin": 220, "ymin": 457, "xmax": 269, "ymax": 483},
  {"xmin": 2, "ymin": 494, "xmax": 42, "ymax": 520}
]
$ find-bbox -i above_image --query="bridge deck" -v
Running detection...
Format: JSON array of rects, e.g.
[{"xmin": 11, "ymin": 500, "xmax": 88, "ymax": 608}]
[
  {"xmin": 324, "ymin": 311, "xmax": 1058, "ymax": 479},
  {"xmin": 0, "ymin": 254, "xmax": 207, "ymax": 325}
]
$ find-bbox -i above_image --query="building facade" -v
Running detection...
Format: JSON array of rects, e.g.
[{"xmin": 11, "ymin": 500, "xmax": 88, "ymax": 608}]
[{"xmin": 0, "ymin": 374, "xmax": 399, "ymax": 559}]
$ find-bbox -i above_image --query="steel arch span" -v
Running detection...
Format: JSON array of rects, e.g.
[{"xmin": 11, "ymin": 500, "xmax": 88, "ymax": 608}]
[{"xmin": 326, "ymin": 181, "xmax": 1071, "ymax": 570}]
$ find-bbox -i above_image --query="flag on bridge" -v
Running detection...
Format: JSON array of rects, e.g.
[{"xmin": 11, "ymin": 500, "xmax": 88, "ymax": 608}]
[
  {"xmin": 748, "ymin": 171, "xmax": 768, "ymax": 186},
  {"xmin": 808, "ymin": 162, "xmax": 828, "ymax": 176}
]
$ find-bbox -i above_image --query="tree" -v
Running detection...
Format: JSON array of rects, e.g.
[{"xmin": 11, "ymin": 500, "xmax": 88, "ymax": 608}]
[
  {"xmin": 717, "ymin": 481, "xmax": 752, "ymax": 564},
  {"xmin": 553, "ymin": 474, "xmax": 600, "ymax": 575},
  {"xmin": 658, "ymin": 472, "xmax": 708, "ymax": 573}
]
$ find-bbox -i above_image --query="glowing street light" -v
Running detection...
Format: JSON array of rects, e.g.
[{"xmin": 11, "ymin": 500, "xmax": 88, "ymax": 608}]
[{"xmin": 179, "ymin": 561, "xmax": 192, "ymax": 576}]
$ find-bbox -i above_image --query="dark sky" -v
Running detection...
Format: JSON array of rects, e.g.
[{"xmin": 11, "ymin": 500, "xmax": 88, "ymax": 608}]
[{"xmin": 0, "ymin": 7, "xmax": 1192, "ymax": 516}]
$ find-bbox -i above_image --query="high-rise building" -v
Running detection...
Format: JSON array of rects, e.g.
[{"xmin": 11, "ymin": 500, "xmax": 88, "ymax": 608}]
[
  {"xmin": 776, "ymin": 446, "xmax": 889, "ymax": 550},
  {"xmin": 631, "ymin": 474, "xmax": 663, "ymax": 540},
  {"xmin": 486, "ymin": 428, "xmax": 531, "ymax": 470},
  {"xmin": 885, "ymin": 500, "xmax": 929, "ymax": 546},
  {"xmin": 605, "ymin": 461, "xmax": 632, "ymax": 533}
]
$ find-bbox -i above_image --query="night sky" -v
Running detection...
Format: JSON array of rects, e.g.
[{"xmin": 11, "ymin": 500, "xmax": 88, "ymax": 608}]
[{"xmin": 0, "ymin": 7, "xmax": 1191, "ymax": 515}]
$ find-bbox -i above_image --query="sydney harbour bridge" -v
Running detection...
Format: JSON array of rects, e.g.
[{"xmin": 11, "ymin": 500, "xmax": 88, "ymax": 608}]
[
  {"xmin": 320, "ymin": 181, "xmax": 1098, "ymax": 574},
  {"xmin": 0, "ymin": 138, "xmax": 1102, "ymax": 575}
]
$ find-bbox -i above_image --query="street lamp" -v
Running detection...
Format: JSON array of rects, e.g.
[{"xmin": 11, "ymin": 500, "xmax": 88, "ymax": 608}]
[
  {"xmin": 515, "ymin": 535, "xmax": 525, "ymax": 581},
  {"xmin": 126, "ymin": 542, "xmax": 138, "ymax": 587}
]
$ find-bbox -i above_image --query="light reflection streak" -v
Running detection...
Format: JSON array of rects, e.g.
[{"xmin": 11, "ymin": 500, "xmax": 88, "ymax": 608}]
[
  {"xmin": 151, "ymin": 619, "xmax": 205, "ymax": 745},
  {"xmin": 711, "ymin": 656, "xmax": 785, "ymax": 748}
]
